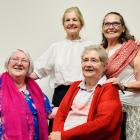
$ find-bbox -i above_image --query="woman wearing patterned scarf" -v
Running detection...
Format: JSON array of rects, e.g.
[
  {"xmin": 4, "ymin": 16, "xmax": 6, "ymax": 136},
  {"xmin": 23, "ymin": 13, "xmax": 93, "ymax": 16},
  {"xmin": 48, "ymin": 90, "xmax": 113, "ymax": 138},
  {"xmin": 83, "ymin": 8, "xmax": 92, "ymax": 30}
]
[{"xmin": 101, "ymin": 12, "xmax": 140, "ymax": 140}]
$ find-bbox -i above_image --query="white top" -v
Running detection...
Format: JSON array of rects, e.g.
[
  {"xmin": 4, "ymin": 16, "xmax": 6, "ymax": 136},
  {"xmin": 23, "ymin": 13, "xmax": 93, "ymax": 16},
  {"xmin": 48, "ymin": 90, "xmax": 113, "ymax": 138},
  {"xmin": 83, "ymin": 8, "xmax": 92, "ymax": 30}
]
[
  {"xmin": 108, "ymin": 47, "xmax": 140, "ymax": 106},
  {"xmin": 64, "ymin": 76, "xmax": 107, "ymax": 131},
  {"xmin": 34, "ymin": 39, "xmax": 93, "ymax": 88}
]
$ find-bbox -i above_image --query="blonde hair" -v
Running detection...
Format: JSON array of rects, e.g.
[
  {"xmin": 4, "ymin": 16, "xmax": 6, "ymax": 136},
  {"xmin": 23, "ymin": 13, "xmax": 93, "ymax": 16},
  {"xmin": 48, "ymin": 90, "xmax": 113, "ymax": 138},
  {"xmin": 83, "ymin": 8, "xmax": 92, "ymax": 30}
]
[{"xmin": 62, "ymin": 6, "xmax": 84, "ymax": 28}]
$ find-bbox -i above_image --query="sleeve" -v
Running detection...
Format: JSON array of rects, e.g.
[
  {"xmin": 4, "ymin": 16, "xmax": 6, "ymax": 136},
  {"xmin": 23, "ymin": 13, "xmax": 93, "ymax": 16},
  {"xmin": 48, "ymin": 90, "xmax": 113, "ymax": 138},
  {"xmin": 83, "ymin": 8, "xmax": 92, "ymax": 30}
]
[
  {"xmin": 34, "ymin": 44, "xmax": 55, "ymax": 78},
  {"xmin": 44, "ymin": 94, "xmax": 53, "ymax": 116},
  {"xmin": 56, "ymin": 84, "xmax": 122, "ymax": 140},
  {"xmin": 52, "ymin": 82, "xmax": 80, "ymax": 131}
]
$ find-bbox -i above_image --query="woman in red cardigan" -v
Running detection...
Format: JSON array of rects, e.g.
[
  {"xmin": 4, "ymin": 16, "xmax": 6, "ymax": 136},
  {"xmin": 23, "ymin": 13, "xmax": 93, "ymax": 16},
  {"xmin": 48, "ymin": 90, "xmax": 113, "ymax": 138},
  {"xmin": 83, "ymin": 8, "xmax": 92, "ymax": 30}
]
[{"xmin": 49, "ymin": 45, "xmax": 123, "ymax": 140}]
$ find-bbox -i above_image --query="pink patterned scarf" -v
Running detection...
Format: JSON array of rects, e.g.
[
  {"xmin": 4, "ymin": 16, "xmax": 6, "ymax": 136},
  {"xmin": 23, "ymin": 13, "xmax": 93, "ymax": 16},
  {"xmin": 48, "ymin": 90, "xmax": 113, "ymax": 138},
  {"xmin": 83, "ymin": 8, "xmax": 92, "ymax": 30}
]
[
  {"xmin": 0, "ymin": 72, "xmax": 48, "ymax": 140},
  {"xmin": 106, "ymin": 40, "xmax": 139, "ymax": 78}
]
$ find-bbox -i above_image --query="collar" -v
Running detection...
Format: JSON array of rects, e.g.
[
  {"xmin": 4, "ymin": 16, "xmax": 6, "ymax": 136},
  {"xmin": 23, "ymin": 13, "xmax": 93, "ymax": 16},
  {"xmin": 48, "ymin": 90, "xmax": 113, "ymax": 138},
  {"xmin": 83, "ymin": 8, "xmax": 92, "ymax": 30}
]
[
  {"xmin": 65, "ymin": 38, "xmax": 83, "ymax": 43},
  {"xmin": 79, "ymin": 75, "xmax": 107, "ymax": 91}
]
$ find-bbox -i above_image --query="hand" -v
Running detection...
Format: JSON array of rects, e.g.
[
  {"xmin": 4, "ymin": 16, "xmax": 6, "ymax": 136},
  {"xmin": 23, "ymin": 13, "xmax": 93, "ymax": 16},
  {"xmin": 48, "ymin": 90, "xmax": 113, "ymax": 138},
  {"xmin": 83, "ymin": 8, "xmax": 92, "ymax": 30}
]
[
  {"xmin": 48, "ymin": 131, "xmax": 61, "ymax": 140},
  {"xmin": 135, "ymin": 40, "xmax": 140, "ymax": 46},
  {"xmin": 48, "ymin": 107, "xmax": 58, "ymax": 119},
  {"xmin": 105, "ymin": 77, "xmax": 119, "ymax": 84},
  {"xmin": 105, "ymin": 77, "xmax": 124, "ymax": 90}
]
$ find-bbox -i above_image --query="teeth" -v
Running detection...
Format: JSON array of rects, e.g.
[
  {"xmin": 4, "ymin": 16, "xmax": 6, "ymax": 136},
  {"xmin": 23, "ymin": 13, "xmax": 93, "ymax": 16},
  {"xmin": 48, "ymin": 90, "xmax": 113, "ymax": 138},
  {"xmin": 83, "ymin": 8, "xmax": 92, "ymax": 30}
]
[
  {"xmin": 108, "ymin": 32, "xmax": 115, "ymax": 34},
  {"xmin": 14, "ymin": 68, "xmax": 23, "ymax": 70},
  {"xmin": 85, "ymin": 69, "xmax": 93, "ymax": 71}
]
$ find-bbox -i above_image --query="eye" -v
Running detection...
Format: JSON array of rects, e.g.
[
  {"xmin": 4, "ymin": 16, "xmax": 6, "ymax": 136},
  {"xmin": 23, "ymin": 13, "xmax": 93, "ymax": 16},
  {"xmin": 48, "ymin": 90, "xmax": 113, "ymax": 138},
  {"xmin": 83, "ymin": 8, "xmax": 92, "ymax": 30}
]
[
  {"xmin": 82, "ymin": 58, "xmax": 89, "ymax": 62},
  {"xmin": 90, "ymin": 58, "xmax": 97, "ymax": 62},
  {"xmin": 103, "ymin": 22, "xmax": 121, "ymax": 28},
  {"xmin": 65, "ymin": 18, "xmax": 70, "ymax": 22},
  {"xmin": 73, "ymin": 18, "xmax": 78, "ymax": 21},
  {"xmin": 21, "ymin": 59, "xmax": 29, "ymax": 63},
  {"xmin": 104, "ymin": 22, "xmax": 110, "ymax": 27}
]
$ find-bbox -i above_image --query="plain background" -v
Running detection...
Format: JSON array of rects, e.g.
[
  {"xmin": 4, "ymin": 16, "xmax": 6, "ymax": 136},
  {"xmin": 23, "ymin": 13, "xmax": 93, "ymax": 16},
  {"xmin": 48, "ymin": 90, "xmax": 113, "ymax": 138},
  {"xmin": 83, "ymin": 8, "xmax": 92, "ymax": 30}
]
[{"xmin": 0, "ymin": 0, "xmax": 140, "ymax": 100}]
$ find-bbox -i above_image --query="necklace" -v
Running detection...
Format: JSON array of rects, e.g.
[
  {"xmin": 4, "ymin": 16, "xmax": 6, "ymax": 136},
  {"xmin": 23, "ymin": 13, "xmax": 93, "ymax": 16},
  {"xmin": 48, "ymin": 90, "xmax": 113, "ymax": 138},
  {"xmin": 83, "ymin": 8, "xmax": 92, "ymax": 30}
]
[{"xmin": 19, "ymin": 84, "xmax": 26, "ymax": 92}]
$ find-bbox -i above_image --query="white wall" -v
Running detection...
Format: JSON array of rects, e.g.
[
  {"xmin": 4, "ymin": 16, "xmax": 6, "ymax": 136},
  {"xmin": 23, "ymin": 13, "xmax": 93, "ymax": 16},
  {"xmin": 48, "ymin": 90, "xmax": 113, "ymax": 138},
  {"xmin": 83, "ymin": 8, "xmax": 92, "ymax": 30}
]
[{"xmin": 0, "ymin": 0, "xmax": 140, "ymax": 100}]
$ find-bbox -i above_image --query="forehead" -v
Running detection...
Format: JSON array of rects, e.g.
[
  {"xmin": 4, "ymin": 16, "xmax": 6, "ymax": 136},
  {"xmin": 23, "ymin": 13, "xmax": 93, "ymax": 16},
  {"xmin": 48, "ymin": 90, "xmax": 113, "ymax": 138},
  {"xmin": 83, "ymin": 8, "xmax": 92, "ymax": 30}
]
[
  {"xmin": 104, "ymin": 14, "xmax": 121, "ymax": 22},
  {"xmin": 11, "ymin": 50, "xmax": 28, "ymax": 59},
  {"xmin": 65, "ymin": 11, "xmax": 78, "ymax": 18},
  {"xmin": 83, "ymin": 50, "xmax": 100, "ymax": 59}
]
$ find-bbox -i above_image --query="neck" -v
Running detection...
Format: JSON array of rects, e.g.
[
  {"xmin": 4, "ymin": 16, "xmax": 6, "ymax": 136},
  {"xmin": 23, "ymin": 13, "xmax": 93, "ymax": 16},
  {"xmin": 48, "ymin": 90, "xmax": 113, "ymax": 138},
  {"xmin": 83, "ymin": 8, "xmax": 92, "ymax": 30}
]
[
  {"xmin": 67, "ymin": 34, "xmax": 81, "ymax": 40},
  {"xmin": 107, "ymin": 39, "xmax": 120, "ymax": 48},
  {"xmin": 14, "ymin": 78, "xmax": 26, "ymax": 90},
  {"xmin": 85, "ymin": 78, "xmax": 97, "ymax": 90}
]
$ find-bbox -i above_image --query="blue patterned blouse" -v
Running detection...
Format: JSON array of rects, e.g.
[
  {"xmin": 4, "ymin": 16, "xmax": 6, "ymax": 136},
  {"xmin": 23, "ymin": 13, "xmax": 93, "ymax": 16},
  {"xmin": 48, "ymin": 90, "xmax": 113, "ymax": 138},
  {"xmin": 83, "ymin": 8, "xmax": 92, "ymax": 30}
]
[{"xmin": 0, "ymin": 81, "xmax": 52, "ymax": 140}]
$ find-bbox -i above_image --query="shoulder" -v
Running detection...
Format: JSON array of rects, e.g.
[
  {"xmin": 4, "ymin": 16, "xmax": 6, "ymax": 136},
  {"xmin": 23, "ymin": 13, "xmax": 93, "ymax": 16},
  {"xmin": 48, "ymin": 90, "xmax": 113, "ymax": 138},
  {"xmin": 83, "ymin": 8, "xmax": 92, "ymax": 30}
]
[
  {"xmin": 71, "ymin": 80, "xmax": 81, "ymax": 86},
  {"xmin": 80, "ymin": 40, "xmax": 94, "ymax": 45},
  {"xmin": 66, "ymin": 81, "xmax": 81, "ymax": 93},
  {"xmin": 100, "ymin": 83, "xmax": 120, "ymax": 100},
  {"xmin": 102, "ymin": 83, "xmax": 118, "ymax": 92},
  {"xmin": 46, "ymin": 40, "xmax": 66, "ymax": 49},
  {"xmin": 42, "ymin": 40, "xmax": 67, "ymax": 54}
]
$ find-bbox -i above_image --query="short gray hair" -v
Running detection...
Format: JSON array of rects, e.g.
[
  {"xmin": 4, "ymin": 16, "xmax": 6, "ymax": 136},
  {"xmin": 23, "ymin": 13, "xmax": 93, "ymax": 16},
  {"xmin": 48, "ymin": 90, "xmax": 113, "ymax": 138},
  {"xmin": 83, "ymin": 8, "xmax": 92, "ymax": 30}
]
[
  {"xmin": 81, "ymin": 45, "xmax": 108, "ymax": 65},
  {"xmin": 4, "ymin": 48, "xmax": 34, "ymax": 75}
]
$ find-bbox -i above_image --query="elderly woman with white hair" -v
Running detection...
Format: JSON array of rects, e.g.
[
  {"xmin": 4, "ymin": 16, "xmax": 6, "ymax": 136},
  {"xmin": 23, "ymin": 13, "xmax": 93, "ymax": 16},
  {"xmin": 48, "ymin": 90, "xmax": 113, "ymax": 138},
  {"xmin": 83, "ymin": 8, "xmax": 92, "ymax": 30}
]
[
  {"xmin": 49, "ymin": 45, "xmax": 123, "ymax": 140},
  {"xmin": 0, "ymin": 49, "xmax": 51, "ymax": 140}
]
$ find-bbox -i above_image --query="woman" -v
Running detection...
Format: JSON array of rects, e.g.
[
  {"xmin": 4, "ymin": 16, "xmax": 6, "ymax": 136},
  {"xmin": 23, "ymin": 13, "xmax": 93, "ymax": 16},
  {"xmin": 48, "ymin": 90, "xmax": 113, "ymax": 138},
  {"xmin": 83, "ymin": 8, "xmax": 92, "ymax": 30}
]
[
  {"xmin": 101, "ymin": 12, "xmax": 140, "ymax": 140},
  {"xmin": 30, "ymin": 6, "xmax": 93, "ymax": 130},
  {"xmin": 0, "ymin": 49, "xmax": 49, "ymax": 140},
  {"xmin": 48, "ymin": 45, "xmax": 122, "ymax": 140}
]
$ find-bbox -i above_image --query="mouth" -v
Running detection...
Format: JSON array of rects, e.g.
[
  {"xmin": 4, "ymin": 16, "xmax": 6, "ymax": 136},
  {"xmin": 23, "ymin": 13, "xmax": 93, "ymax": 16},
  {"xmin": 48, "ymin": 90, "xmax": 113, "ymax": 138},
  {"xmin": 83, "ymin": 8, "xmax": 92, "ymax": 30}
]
[
  {"xmin": 85, "ymin": 68, "xmax": 94, "ymax": 72},
  {"xmin": 67, "ymin": 25, "xmax": 78, "ymax": 30},
  {"xmin": 106, "ymin": 29, "xmax": 118, "ymax": 34},
  {"xmin": 14, "ymin": 67, "xmax": 23, "ymax": 71}
]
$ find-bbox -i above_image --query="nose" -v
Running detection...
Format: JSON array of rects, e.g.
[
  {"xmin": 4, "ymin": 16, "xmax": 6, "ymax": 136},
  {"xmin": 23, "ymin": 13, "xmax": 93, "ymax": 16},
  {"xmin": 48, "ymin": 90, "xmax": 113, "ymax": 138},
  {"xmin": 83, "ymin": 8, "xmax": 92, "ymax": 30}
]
[
  {"xmin": 108, "ymin": 24, "xmax": 115, "ymax": 28},
  {"xmin": 69, "ymin": 19, "xmax": 74, "ymax": 24},
  {"xmin": 16, "ymin": 60, "xmax": 22, "ymax": 65},
  {"xmin": 86, "ymin": 60, "xmax": 93, "ymax": 66}
]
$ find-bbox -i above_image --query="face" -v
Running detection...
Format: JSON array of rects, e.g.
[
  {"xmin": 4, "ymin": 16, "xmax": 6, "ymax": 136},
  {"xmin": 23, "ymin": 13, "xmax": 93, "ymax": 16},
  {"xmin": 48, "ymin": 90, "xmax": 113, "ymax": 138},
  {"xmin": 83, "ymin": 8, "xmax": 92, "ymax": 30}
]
[
  {"xmin": 7, "ymin": 50, "xmax": 30, "ymax": 80},
  {"xmin": 82, "ymin": 50, "xmax": 105, "ymax": 80},
  {"xmin": 102, "ymin": 14, "xmax": 124, "ymax": 41},
  {"xmin": 63, "ymin": 11, "xmax": 82, "ymax": 39}
]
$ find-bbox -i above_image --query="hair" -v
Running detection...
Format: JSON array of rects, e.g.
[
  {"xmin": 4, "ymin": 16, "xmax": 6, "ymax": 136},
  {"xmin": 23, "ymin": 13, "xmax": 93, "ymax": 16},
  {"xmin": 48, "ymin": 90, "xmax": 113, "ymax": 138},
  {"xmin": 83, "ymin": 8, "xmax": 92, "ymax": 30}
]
[
  {"xmin": 4, "ymin": 48, "xmax": 34, "ymax": 76},
  {"xmin": 101, "ymin": 12, "xmax": 135, "ymax": 49},
  {"xmin": 81, "ymin": 45, "xmax": 108, "ymax": 65},
  {"xmin": 62, "ymin": 6, "xmax": 84, "ymax": 28}
]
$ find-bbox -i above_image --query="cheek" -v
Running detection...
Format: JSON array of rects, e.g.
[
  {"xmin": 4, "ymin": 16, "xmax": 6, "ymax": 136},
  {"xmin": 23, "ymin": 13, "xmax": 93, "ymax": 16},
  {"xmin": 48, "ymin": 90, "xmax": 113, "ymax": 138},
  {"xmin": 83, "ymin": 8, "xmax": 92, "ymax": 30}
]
[
  {"xmin": 81, "ymin": 64, "xmax": 85, "ymax": 70},
  {"xmin": 102, "ymin": 28, "xmax": 107, "ymax": 36},
  {"xmin": 63, "ymin": 23, "xmax": 67, "ymax": 29},
  {"xmin": 25, "ymin": 65, "xmax": 30, "ymax": 71},
  {"xmin": 7, "ymin": 63, "xmax": 13, "ymax": 70}
]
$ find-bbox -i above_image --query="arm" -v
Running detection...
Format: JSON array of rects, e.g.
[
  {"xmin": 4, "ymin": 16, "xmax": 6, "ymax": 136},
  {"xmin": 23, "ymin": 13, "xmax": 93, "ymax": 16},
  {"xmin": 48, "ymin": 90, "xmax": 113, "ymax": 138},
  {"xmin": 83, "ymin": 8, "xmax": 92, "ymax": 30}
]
[
  {"xmin": 32, "ymin": 45, "xmax": 55, "ymax": 79},
  {"xmin": 127, "ymin": 49, "xmax": 140, "ymax": 91},
  {"xmin": 53, "ymin": 84, "xmax": 122, "ymax": 140},
  {"xmin": 30, "ymin": 72, "xmax": 39, "ymax": 80},
  {"xmin": 105, "ymin": 49, "xmax": 140, "ymax": 92}
]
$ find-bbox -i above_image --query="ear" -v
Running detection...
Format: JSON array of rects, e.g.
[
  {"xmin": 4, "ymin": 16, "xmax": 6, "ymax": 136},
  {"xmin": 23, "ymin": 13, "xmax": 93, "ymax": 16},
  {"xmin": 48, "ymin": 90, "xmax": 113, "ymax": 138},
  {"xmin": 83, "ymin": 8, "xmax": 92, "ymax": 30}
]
[
  {"xmin": 122, "ymin": 26, "xmax": 125, "ymax": 33},
  {"xmin": 103, "ymin": 64, "xmax": 107, "ymax": 72}
]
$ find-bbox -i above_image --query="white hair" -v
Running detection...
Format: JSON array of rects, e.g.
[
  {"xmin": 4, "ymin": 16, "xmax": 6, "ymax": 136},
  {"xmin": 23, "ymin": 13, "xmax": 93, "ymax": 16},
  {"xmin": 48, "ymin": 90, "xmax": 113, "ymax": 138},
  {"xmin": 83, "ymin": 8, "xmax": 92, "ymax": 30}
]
[{"xmin": 4, "ymin": 48, "xmax": 34, "ymax": 75}]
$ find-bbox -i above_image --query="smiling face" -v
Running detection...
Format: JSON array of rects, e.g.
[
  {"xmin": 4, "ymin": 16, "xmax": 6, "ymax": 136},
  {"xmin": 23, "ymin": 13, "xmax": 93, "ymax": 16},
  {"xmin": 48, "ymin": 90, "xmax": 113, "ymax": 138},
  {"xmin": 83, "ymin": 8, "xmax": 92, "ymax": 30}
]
[
  {"xmin": 7, "ymin": 50, "xmax": 30, "ymax": 80},
  {"xmin": 63, "ymin": 11, "xmax": 82, "ymax": 39},
  {"xmin": 81, "ymin": 50, "xmax": 105, "ymax": 80},
  {"xmin": 102, "ymin": 13, "xmax": 124, "ymax": 42}
]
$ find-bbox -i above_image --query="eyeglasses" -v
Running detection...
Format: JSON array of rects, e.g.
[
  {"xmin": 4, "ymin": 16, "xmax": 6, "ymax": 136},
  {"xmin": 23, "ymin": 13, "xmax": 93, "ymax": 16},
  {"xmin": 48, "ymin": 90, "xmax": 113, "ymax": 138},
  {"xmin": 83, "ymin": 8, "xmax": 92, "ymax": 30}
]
[
  {"xmin": 103, "ymin": 22, "xmax": 121, "ymax": 28},
  {"xmin": 82, "ymin": 58, "xmax": 100, "ymax": 63},
  {"xmin": 10, "ymin": 58, "xmax": 29, "ymax": 64}
]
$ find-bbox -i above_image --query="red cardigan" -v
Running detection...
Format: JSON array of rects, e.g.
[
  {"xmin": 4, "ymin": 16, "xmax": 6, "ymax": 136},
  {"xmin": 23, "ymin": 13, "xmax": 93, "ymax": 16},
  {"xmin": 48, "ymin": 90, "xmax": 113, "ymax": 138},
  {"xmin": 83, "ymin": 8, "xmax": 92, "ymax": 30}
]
[{"xmin": 53, "ymin": 81, "xmax": 123, "ymax": 140}]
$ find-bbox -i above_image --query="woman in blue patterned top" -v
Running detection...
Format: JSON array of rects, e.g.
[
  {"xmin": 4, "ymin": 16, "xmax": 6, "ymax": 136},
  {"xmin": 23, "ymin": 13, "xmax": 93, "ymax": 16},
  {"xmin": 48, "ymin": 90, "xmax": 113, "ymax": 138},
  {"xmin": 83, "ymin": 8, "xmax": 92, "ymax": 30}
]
[{"xmin": 0, "ymin": 49, "xmax": 52, "ymax": 140}]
